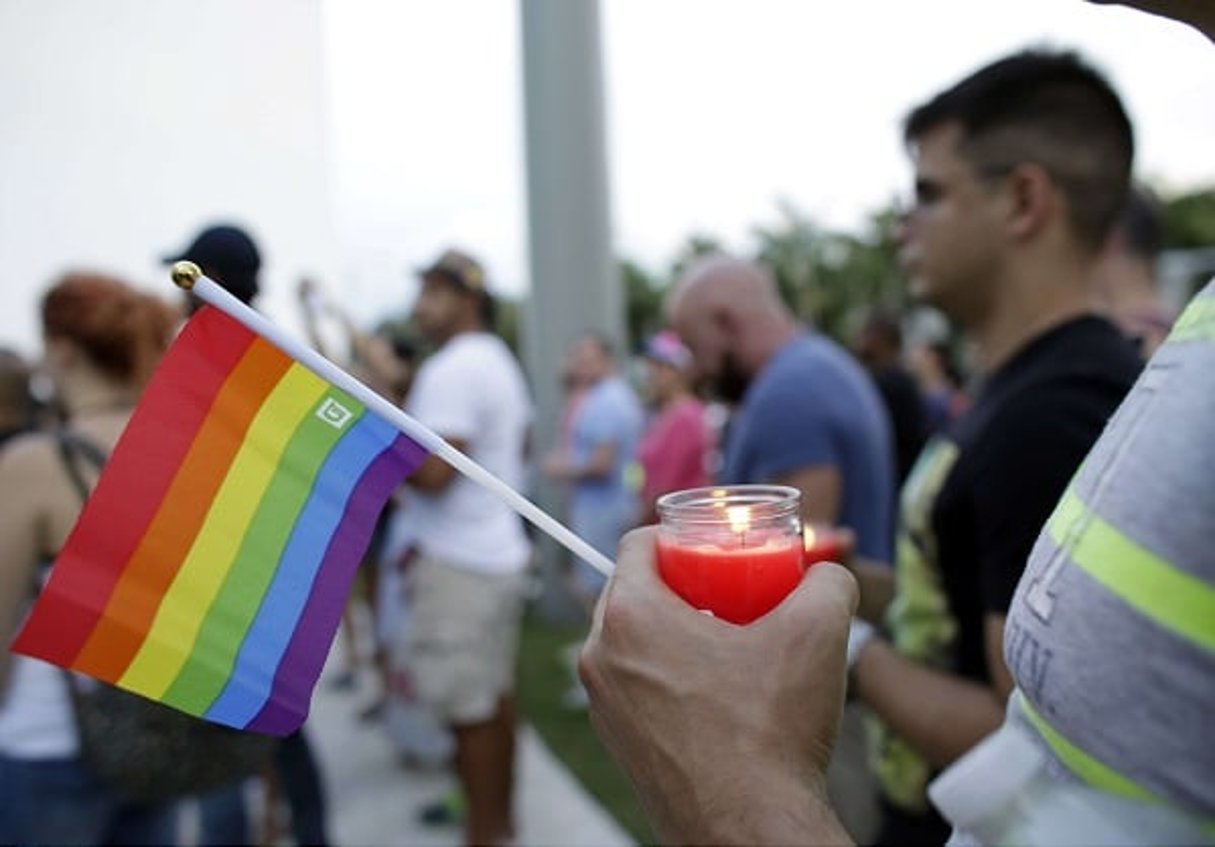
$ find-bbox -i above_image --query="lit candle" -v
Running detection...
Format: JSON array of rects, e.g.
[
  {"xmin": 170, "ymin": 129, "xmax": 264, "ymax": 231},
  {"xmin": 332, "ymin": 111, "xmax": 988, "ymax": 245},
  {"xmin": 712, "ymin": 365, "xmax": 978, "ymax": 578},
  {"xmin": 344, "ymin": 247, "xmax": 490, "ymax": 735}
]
[
  {"xmin": 656, "ymin": 486, "xmax": 806, "ymax": 624},
  {"xmin": 802, "ymin": 525, "xmax": 848, "ymax": 565}
]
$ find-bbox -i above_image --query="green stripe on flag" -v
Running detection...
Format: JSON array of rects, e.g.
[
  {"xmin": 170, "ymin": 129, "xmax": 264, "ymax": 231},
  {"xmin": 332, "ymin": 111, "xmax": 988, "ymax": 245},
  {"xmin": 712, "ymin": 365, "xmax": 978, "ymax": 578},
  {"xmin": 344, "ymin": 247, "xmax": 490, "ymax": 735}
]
[
  {"xmin": 162, "ymin": 379, "xmax": 366, "ymax": 714},
  {"xmin": 1048, "ymin": 490, "xmax": 1215, "ymax": 653}
]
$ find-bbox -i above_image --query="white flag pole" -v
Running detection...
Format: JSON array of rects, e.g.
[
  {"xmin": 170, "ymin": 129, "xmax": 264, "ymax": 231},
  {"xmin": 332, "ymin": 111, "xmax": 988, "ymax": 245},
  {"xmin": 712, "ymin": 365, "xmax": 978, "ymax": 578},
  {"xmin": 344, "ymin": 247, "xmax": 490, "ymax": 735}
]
[{"xmin": 171, "ymin": 261, "xmax": 617, "ymax": 578}]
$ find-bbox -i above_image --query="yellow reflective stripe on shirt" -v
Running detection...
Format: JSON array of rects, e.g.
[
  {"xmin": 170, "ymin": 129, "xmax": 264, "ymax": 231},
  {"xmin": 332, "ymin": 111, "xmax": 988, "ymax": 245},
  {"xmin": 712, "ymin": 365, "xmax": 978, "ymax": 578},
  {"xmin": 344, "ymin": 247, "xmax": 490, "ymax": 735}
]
[
  {"xmin": 1167, "ymin": 297, "xmax": 1215, "ymax": 343},
  {"xmin": 1047, "ymin": 490, "xmax": 1215, "ymax": 653},
  {"xmin": 1021, "ymin": 698, "xmax": 1215, "ymax": 835},
  {"xmin": 1021, "ymin": 697, "xmax": 1155, "ymax": 803}
]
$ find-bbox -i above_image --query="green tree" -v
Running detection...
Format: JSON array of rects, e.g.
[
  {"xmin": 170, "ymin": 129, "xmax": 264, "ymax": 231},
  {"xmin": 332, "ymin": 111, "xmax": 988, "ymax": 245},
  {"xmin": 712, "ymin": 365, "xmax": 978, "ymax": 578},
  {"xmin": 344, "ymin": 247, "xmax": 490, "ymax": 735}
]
[
  {"xmin": 751, "ymin": 199, "xmax": 905, "ymax": 342},
  {"xmin": 620, "ymin": 232, "xmax": 726, "ymax": 349},
  {"xmin": 1161, "ymin": 187, "xmax": 1215, "ymax": 249},
  {"xmin": 621, "ymin": 258, "xmax": 665, "ymax": 349}
]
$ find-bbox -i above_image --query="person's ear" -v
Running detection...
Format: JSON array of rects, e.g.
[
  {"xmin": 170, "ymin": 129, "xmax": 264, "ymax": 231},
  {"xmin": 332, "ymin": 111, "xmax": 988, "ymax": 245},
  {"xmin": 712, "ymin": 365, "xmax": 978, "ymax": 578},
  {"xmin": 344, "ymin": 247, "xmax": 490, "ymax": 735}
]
[{"xmin": 1002, "ymin": 162, "xmax": 1057, "ymax": 243}]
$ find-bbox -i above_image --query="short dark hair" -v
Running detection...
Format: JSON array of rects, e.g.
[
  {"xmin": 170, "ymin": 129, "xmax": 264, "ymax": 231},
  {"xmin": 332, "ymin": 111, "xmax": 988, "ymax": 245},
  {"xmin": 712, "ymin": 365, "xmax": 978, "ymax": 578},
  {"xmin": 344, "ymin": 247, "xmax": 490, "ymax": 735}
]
[{"xmin": 904, "ymin": 49, "xmax": 1134, "ymax": 251}]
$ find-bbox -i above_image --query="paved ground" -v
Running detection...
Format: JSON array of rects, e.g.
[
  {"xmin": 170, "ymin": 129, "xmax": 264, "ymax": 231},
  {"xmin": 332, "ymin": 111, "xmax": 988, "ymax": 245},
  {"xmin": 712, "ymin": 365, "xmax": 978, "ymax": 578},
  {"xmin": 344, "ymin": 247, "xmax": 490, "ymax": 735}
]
[{"xmin": 305, "ymin": 654, "xmax": 634, "ymax": 847}]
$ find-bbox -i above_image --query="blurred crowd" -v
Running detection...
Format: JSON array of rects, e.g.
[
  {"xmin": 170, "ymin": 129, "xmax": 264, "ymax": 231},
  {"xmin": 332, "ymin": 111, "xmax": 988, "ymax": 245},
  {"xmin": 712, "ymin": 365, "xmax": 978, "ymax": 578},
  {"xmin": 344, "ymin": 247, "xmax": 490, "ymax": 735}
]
[{"xmin": 2, "ymin": 8, "xmax": 1212, "ymax": 847}]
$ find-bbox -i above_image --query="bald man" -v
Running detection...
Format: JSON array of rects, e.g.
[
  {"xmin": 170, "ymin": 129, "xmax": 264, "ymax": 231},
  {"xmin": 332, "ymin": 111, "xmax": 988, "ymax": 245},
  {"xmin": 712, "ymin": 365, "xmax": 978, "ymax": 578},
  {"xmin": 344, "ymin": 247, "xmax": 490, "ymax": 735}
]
[
  {"xmin": 668, "ymin": 255, "xmax": 895, "ymax": 562},
  {"xmin": 668, "ymin": 255, "xmax": 894, "ymax": 841}
]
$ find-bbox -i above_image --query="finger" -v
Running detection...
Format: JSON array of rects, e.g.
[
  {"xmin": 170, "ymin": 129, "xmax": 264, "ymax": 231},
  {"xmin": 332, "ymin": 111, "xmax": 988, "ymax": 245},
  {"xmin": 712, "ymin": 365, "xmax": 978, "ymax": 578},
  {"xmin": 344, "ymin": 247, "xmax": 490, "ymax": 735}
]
[
  {"xmin": 584, "ymin": 528, "xmax": 654, "ymax": 656},
  {"xmin": 837, "ymin": 527, "xmax": 857, "ymax": 561},
  {"xmin": 801, "ymin": 561, "xmax": 860, "ymax": 618},
  {"xmin": 612, "ymin": 526, "xmax": 708, "ymax": 619},
  {"xmin": 613, "ymin": 526, "xmax": 659, "ymax": 581},
  {"xmin": 758, "ymin": 561, "xmax": 859, "ymax": 636}
]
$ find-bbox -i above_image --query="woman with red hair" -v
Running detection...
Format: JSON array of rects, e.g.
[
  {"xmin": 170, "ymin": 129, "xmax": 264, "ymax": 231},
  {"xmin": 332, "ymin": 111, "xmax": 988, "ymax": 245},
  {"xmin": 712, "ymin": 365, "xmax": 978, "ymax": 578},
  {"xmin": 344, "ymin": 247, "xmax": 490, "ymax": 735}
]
[{"xmin": 0, "ymin": 272, "xmax": 179, "ymax": 844}]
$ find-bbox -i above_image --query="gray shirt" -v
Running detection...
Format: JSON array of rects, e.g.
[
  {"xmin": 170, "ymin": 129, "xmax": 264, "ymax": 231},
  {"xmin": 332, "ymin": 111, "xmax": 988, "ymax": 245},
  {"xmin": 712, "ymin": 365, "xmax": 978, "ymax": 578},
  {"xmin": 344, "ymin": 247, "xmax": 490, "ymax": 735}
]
[{"xmin": 1004, "ymin": 279, "xmax": 1215, "ymax": 820}]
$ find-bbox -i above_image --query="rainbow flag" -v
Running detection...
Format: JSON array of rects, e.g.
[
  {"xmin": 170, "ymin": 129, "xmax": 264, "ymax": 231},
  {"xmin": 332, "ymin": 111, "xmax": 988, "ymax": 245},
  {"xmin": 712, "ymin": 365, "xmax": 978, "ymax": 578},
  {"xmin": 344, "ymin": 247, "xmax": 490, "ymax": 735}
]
[{"xmin": 12, "ymin": 307, "xmax": 426, "ymax": 736}]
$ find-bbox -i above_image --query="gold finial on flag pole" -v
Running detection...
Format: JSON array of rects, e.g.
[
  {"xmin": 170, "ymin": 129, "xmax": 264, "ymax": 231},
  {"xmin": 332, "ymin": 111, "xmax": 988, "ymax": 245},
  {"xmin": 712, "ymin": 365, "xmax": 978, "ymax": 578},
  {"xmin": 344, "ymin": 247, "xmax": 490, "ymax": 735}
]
[{"xmin": 171, "ymin": 261, "xmax": 202, "ymax": 290}]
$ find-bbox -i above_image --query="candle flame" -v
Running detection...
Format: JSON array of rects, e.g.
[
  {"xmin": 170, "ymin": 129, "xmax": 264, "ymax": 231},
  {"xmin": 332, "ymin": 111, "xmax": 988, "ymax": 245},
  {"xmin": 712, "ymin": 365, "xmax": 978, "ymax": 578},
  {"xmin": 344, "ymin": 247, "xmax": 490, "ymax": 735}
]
[
  {"xmin": 726, "ymin": 505, "xmax": 751, "ymax": 535},
  {"xmin": 803, "ymin": 526, "xmax": 816, "ymax": 550}
]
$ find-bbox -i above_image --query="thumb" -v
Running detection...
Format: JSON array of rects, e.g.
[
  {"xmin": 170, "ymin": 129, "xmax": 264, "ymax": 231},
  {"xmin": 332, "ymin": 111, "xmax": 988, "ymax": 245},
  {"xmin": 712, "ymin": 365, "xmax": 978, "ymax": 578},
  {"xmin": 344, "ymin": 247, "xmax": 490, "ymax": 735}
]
[{"xmin": 757, "ymin": 561, "xmax": 858, "ymax": 641}]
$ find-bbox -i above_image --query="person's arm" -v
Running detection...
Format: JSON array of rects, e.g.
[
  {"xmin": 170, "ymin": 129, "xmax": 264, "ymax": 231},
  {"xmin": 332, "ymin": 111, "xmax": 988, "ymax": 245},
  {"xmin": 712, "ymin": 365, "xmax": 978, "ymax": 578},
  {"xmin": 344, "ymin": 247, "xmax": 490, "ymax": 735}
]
[
  {"xmin": 849, "ymin": 555, "xmax": 896, "ymax": 624},
  {"xmin": 296, "ymin": 278, "xmax": 332, "ymax": 359},
  {"xmin": 543, "ymin": 441, "xmax": 617, "ymax": 483},
  {"xmin": 744, "ymin": 380, "xmax": 847, "ymax": 526},
  {"xmin": 298, "ymin": 277, "xmax": 399, "ymax": 393},
  {"xmin": 772, "ymin": 464, "xmax": 841, "ymax": 527},
  {"xmin": 0, "ymin": 438, "xmax": 52, "ymax": 698},
  {"xmin": 580, "ymin": 527, "xmax": 857, "ymax": 846},
  {"xmin": 406, "ymin": 437, "xmax": 469, "ymax": 493},
  {"xmin": 851, "ymin": 612, "xmax": 1011, "ymax": 768}
]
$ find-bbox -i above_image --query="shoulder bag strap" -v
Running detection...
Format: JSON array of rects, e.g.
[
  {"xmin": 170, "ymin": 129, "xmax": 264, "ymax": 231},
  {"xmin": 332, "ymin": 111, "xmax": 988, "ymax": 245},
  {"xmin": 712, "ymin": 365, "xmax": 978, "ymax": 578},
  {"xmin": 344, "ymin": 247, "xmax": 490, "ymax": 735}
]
[
  {"xmin": 50, "ymin": 431, "xmax": 109, "ymax": 702},
  {"xmin": 53, "ymin": 430, "xmax": 109, "ymax": 505}
]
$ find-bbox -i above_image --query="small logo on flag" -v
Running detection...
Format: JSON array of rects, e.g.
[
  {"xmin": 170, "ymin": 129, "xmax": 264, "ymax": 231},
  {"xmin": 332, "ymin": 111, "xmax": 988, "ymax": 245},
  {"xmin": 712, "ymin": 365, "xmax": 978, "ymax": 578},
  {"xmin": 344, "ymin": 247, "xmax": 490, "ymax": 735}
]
[{"xmin": 316, "ymin": 397, "xmax": 354, "ymax": 429}]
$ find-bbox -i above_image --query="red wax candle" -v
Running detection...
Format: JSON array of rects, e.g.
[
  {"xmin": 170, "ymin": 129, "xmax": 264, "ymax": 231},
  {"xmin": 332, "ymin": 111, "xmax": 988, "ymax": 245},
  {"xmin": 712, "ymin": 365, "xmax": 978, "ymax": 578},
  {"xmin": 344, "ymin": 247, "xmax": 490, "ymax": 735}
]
[
  {"xmin": 657, "ymin": 536, "xmax": 806, "ymax": 625},
  {"xmin": 803, "ymin": 525, "xmax": 847, "ymax": 565}
]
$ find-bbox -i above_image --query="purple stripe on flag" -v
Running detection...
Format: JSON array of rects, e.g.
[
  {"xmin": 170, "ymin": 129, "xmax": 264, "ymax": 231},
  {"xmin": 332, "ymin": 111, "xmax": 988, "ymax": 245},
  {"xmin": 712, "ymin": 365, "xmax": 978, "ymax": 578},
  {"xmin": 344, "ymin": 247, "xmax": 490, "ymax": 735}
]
[{"xmin": 247, "ymin": 434, "xmax": 426, "ymax": 735}]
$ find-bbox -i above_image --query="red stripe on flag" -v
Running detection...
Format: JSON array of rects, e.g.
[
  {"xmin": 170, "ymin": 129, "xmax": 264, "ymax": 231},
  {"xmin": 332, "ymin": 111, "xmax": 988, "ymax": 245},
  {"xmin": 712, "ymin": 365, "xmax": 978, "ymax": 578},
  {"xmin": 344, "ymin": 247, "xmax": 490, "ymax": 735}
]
[{"xmin": 11, "ymin": 309, "xmax": 257, "ymax": 667}]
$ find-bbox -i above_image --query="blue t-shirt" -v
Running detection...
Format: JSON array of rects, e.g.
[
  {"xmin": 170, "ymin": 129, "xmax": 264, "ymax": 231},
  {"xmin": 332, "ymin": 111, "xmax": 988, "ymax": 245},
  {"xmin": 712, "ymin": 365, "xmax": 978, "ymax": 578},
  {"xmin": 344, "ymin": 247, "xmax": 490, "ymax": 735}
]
[
  {"xmin": 721, "ymin": 334, "xmax": 896, "ymax": 561},
  {"xmin": 569, "ymin": 375, "xmax": 645, "ymax": 517}
]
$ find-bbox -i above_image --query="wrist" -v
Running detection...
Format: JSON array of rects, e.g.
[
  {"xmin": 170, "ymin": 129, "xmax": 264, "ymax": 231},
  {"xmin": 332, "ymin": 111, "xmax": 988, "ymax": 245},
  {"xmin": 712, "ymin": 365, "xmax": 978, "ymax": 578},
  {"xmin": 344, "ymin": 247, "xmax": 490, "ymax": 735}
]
[
  {"xmin": 846, "ymin": 618, "xmax": 877, "ymax": 673},
  {"xmin": 653, "ymin": 770, "xmax": 849, "ymax": 846}
]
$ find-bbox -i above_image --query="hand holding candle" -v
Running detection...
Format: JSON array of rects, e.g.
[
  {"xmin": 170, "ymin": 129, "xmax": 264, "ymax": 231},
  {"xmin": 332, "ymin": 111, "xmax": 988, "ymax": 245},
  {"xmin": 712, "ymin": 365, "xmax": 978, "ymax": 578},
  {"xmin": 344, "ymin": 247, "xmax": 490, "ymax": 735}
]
[{"xmin": 655, "ymin": 486, "xmax": 806, "ymax": 624}]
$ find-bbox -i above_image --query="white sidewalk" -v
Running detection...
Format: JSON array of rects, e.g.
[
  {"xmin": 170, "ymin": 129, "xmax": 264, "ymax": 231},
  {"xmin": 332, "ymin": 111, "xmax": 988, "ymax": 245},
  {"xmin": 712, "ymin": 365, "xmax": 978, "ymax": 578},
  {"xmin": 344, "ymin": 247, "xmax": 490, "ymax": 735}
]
[{"xmin": 306, "ymin": 659, "xmax": 635, "ymax": 847}]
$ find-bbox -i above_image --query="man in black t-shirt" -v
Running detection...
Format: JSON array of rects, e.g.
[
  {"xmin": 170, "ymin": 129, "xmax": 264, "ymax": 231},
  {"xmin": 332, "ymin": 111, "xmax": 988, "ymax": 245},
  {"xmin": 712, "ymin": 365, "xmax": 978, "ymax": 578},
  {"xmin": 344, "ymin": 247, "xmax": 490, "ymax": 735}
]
[{"xmin": 842, "ymin": 50, "xmax": 1143, "ymax": 844}]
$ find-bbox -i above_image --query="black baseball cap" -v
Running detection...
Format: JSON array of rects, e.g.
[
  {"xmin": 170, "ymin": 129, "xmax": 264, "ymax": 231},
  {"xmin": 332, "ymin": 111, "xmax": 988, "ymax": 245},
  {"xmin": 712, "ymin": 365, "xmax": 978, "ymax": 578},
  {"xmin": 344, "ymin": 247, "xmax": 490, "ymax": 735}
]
[{"xmin": 163, "ymin": 224, "xmax": 262, "ymax": 304}]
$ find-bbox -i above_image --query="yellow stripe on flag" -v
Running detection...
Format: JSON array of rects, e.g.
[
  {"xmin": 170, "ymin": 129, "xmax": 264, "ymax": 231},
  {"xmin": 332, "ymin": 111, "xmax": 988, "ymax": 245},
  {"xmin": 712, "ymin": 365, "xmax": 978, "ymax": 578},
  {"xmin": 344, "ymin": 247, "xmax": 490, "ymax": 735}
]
[{"xmin": 120, "ymin": 365, "xmax": 327, "ymax": 697}]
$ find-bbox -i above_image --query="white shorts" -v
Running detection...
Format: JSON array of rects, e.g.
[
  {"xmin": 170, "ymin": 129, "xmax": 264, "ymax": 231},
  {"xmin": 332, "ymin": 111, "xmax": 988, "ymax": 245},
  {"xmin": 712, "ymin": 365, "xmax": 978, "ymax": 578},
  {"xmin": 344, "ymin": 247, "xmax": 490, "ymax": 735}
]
[{"xmin": 405, "ymin": 552, "xmax": 526, "ymax": 725}]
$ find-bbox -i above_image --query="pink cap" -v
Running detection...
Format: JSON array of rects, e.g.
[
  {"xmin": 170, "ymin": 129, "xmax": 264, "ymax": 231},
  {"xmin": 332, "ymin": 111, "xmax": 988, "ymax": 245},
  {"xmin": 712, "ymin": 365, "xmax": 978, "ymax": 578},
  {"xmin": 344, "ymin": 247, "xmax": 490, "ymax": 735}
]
[{"xmin": 645, "ymin": 330, "xmax": 693, "ymax": 370}]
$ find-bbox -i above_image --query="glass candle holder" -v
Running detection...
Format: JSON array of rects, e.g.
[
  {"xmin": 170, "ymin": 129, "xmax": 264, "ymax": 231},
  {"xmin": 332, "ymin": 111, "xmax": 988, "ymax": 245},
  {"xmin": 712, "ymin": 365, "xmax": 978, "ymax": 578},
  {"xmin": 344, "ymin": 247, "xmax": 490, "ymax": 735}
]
[
  {"xmin": 802, "ymin": 524, "xmax": 849, "ymax": 564},
  {"xmin": 656, "ymin": 485, "xmax": 805, "ymax": 624}
]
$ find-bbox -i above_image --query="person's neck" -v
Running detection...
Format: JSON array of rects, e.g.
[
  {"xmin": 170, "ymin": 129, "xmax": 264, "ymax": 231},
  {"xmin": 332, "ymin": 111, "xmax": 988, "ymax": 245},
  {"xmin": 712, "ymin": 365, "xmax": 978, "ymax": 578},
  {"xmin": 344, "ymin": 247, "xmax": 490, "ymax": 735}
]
[
  {"xmin": 437, "ymin": 322, "xmax": 484, "ymax": 347},
  {"xmin": 749, "ymin": 317, "xmax": 802, "ymax": 374},
  {"xmin": 60, "ymin": 372, "xmax": 137, "ymax": 420},
  {"xmin": 658, "ymin": 388, "xmax": 691, "ymax": 412},
  {"xmin": 590, "ymin": 369, "xmax": 616, "ymax": 388},
  {"xmin": 1098, "ymin": 267, "xmax": 1163, "ymax": 315},
  {"xmin": 968, "ymin": 267, "xmax": 1094, "ymax": 374}
]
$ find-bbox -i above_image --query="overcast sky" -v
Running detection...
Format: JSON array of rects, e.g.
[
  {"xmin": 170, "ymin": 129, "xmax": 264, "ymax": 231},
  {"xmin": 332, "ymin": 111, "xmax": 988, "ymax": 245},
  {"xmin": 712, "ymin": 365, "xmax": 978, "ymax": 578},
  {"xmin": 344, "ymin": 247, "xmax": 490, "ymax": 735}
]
[
  {"xmin": 324, "ymin": 0, "xmax": 1215, "ymax": 321},
  {"xmin": 3, "ymin": 1, "xmax": 1213, "ymax": 354}
]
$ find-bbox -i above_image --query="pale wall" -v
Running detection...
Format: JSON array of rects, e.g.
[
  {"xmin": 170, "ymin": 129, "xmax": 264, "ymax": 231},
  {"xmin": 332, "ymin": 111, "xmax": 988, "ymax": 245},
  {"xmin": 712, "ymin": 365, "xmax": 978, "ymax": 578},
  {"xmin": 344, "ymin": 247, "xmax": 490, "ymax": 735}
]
[{"xmin": 0, "ymin": 0, "xmax": 336, "ymax": 355}]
